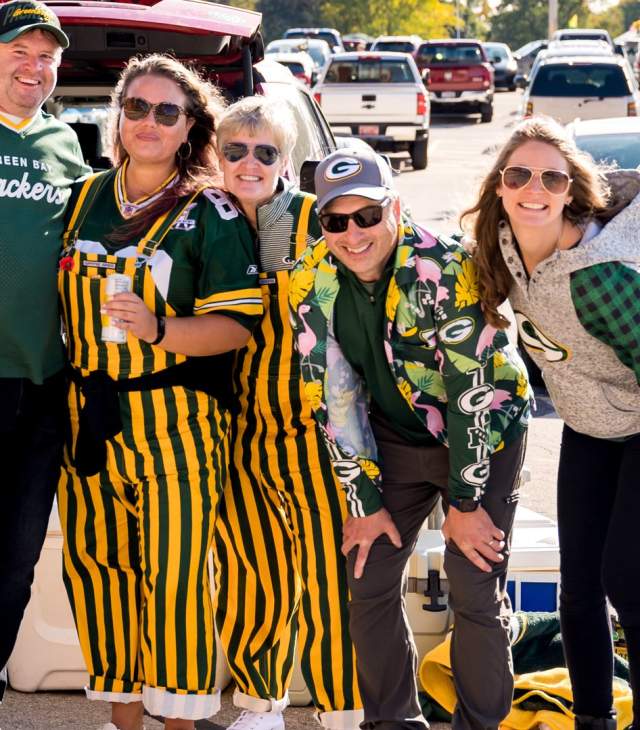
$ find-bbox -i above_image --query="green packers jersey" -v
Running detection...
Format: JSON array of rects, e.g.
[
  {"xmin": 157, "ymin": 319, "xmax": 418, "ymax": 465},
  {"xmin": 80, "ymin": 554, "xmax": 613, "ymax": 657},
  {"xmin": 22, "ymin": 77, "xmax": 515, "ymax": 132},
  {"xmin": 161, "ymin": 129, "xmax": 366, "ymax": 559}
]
[
  {"xmin": 60, "ymin": 169, "xmax": 262, "ymax": 380},
  {"xmin": 0, "ymin": 112, "xmax": 90, "ymax": 383}
]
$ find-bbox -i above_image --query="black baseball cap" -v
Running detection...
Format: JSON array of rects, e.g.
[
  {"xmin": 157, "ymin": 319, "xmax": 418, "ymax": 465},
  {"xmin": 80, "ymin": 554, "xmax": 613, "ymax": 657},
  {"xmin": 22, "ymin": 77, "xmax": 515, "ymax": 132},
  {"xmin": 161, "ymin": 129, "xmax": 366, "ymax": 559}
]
[{"xmin": 0, "ymin": 1, "xmax": 69, "ymax": 48}]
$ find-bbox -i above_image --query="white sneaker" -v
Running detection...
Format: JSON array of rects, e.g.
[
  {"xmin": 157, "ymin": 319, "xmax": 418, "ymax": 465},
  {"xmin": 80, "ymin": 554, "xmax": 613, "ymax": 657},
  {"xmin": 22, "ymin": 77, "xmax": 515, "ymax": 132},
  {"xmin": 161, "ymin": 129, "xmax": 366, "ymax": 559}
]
[{"xmin": 228, "ymin": 710, "xmax": 285, "ymax": 730}]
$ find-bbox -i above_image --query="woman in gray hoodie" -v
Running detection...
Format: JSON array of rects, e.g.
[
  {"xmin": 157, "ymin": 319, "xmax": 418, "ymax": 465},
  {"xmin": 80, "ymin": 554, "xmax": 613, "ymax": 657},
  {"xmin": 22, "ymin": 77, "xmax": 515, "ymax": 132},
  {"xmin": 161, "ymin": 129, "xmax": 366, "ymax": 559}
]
[{"xmin": 462, "ymin": 116, "xmax": 640, "ymax": 730}]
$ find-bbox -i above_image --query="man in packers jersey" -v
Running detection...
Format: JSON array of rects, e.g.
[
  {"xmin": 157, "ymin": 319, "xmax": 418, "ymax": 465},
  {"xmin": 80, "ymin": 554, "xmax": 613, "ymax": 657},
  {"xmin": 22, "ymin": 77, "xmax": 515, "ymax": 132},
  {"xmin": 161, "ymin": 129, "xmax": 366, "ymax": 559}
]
[
  {"xmin": 57, "ymin": 55, "xmax": 262, "ymax": 730},
  {"xmin": 0, "ymin": 0, "xmax": 89, "ymax": 700},
  {"xmin": 213, "ymin": 97, "xmax": 362, "ymax": 730}
]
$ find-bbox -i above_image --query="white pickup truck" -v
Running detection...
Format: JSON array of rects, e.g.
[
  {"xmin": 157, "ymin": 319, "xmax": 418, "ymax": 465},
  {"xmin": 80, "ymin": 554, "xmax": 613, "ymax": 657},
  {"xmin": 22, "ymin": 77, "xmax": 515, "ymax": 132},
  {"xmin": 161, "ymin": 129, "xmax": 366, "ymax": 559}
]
[{"xmin": 313, "ymin": 51, "xmax": 430, "ymax": 169}]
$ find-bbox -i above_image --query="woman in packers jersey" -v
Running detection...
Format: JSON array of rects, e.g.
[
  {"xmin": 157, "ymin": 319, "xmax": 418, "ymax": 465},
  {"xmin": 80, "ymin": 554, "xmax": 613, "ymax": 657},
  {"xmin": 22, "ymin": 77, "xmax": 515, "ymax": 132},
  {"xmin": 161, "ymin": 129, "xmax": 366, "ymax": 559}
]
[
  {"xmin": 57, "ymin": 55, "xmax": 262, "ymax": 730},
  {"xmin": 212, "ymin": 96, "xmax": 362, "ymax": 730}
]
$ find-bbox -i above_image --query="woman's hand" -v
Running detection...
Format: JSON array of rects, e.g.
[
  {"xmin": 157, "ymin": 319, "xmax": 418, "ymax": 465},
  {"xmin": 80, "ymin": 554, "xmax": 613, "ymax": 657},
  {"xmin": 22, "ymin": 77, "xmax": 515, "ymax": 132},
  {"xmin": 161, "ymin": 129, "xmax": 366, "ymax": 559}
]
[{"xmin": 101, "ymin": 292, "xmax": 158, "ymax": 343}]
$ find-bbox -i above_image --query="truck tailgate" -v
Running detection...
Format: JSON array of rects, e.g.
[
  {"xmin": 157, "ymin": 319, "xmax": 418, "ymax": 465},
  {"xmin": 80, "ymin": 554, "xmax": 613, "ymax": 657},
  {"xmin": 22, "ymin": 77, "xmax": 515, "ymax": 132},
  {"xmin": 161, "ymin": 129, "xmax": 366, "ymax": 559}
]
[{"xmin": 320, "ymin": 84, "xmax": 418, "ymax": 122}]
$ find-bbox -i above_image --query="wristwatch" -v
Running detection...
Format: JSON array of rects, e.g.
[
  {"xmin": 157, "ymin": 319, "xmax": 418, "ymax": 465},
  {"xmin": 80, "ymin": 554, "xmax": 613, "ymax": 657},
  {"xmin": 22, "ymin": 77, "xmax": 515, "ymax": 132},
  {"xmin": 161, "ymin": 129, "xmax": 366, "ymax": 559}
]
[
  {"xmin": 449, "ymin": 497, "xmax": 480, "ymax": 513},
  {"xmin": 150, "ymin": 315, "xmax": 166, "ymax": 346}
]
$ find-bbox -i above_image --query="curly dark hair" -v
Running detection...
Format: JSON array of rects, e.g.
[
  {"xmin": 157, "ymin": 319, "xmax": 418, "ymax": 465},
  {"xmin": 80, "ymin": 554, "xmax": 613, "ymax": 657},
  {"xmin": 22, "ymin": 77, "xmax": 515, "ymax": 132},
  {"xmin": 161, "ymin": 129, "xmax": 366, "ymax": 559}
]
[
  {"xmin": 106, "ymin": 53, "xmax": 226, "ymax": 241},
  {"xmin": 460, "ymin": 116, "xmax": 611, "ymax": 329}
]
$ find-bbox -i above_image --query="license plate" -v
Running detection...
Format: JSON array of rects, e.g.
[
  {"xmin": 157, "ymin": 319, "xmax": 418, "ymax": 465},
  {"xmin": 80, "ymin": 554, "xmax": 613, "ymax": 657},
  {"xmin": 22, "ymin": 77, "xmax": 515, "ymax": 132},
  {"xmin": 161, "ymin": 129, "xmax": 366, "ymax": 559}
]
[
  {"xmin": 358, "ymin": 125, "xmax": 379, "ymax": 135},
  {"xmin": 440, "ymin": 91, "xmax": 457, "ymax": 98}
]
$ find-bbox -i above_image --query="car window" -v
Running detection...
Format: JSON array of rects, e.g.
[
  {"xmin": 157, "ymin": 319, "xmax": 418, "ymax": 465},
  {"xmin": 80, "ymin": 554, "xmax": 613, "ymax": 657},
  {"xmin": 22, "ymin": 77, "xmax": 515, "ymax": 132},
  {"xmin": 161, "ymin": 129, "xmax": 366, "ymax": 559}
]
[
  {"xmin": 373, "ymin": 41, "xmax": 414, "ymax": 53},
  {"xmin": 324, "ymin": 58, "xmax": 414, "ymax": 83},
  {"xmin": 287, "ymin": 31, "xmax": 338, "ymax": 48},
  {"xmin": 259, "ymin": 82, "xmax": 333, "ymax": 172},
  {"xmin": 558, "ymin": 33, "xmax": 608, "ymax": 43},
  {"xmin": 531, "ymin": 64, "xmax": 631, "ymax": 97},
  {"xmin": 576, "ymin": 133, "xmax": 640, "ymax": 168},
  {"xmin": 280, "ymin": 61, "xmax": 305, "ymax": 74},
  {"xmin": 486, "ymin": 46, "xmax": 508, "ymax": 60},
  {"xmin": 417, "ymin": 44, "xmax": 482, "ymax": 64}
]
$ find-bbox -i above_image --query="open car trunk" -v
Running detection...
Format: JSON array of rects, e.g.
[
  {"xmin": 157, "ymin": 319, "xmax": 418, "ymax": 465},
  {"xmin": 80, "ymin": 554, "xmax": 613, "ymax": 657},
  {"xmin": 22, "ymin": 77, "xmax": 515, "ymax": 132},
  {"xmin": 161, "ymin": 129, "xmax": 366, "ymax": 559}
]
[{"xmin": 44, "ymin": 0, "xmax": 264, "ymax": 167}]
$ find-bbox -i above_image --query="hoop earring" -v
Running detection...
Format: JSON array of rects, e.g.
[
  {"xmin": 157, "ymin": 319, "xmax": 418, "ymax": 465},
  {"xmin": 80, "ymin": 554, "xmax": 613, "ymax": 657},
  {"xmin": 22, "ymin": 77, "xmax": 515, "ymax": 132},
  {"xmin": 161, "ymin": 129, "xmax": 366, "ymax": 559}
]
[{"xmin": 177, "ymin": 141, "xmax": 192, "ymax": 161}]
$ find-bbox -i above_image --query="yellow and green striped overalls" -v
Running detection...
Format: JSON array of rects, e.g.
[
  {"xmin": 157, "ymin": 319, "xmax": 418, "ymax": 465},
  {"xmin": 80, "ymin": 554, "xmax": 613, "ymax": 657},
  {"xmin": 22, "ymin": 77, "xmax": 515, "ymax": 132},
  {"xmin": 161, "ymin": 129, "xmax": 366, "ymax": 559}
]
[
  {"xmin": 213, "ymin": 187, "xmax": 362, "ymax": 728},
  {"xmin": 57, "ymin": 169, "xmax": 262, "ymax": 721}
]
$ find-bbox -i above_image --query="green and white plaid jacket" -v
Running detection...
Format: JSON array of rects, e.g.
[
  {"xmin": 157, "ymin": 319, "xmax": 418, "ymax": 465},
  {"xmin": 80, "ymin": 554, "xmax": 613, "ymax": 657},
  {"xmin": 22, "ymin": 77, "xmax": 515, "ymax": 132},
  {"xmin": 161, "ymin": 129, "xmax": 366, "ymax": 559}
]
[{"xmin": 502, "ymin": 170, "xmax": 640, "ymax": 439}]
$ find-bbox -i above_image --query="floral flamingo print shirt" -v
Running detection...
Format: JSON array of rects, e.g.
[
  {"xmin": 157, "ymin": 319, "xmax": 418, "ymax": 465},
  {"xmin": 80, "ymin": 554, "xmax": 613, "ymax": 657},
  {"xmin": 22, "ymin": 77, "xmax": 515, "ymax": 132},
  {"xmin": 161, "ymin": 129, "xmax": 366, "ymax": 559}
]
[{"xmin": 289, "ymin": 218, "xmax": 531, "ymax": 517}]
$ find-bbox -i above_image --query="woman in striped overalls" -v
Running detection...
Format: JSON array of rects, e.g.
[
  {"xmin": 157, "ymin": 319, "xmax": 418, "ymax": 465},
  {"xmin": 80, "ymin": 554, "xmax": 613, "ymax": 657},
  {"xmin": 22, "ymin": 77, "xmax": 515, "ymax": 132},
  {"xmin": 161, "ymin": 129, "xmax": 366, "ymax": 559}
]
[
  {"xmin": 213, "ymin": 97, "xmax": 362, "ymax": 730},
  {"xmin": 57, "ymin": 55, "xmax": 262, "ymax": 730}
]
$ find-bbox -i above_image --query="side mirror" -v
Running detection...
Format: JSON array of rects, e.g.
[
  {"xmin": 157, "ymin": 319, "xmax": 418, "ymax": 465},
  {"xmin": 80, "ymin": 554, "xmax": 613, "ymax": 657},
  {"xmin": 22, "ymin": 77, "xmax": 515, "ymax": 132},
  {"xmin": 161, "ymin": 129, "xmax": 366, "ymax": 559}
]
[
  {"xmin": 299, "ymin": 159, "xmax": 320, "ymax": 194},
  {"xmin": 421, "ymin": 67, "xmax": 430, "ymax": 85},
  {"xmin": 492, "ymin": 56, "xmax": 501, "ymax": 64},
  {"xmin": 514, "ymin": 74, "xmax": 528, "ymax": 89}
]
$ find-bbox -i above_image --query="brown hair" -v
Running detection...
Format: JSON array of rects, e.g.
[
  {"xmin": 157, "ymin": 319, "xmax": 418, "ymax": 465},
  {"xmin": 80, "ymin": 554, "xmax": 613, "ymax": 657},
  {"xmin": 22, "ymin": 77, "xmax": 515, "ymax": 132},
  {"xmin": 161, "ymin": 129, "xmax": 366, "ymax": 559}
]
[
  {"xmin": 106, "ymin": 53, "xmax": 226, "ymax": 242},
  {"xmin": 460, "ymin": 116, "xmax": 610, "ymax": 328}
]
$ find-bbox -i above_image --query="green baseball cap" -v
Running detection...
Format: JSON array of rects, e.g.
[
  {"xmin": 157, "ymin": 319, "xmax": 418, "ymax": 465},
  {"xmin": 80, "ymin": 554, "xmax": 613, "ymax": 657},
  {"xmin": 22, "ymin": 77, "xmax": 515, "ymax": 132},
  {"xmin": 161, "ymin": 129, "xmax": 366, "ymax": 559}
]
[{"xmin": 0, "ymin": 1, "xmax": 69, "ymax": 49}]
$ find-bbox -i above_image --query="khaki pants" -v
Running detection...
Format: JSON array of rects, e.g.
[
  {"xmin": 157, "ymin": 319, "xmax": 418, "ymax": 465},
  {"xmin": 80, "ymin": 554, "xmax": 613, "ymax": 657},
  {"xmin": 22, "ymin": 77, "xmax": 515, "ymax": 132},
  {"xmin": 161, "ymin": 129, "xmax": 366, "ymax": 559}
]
[{"xmin": 346, "ymin": 417, "xmax": 526, "ymax": 730}]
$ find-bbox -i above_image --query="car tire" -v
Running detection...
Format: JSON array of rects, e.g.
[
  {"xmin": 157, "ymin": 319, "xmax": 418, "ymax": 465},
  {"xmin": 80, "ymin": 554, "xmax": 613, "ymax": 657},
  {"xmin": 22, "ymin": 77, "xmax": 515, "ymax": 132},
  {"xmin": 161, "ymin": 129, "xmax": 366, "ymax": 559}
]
[
  {"xmin": 410, "ymin": 139, "xmax": 428, "ymax": 170},
  {"xmin": 480, "ymin": 103, "xmax": 493, "ymax": 123}
]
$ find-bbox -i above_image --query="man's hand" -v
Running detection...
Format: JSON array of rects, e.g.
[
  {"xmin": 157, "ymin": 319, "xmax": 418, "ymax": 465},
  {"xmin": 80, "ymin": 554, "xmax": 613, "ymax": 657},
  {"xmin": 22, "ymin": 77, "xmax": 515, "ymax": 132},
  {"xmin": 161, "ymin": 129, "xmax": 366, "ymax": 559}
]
[
  {"xmin": 442, "ymin": 504, "xmax": 505, "ymax": 573},
  {"xmin": 342, "ymin": 508, "xmax": 402, "ymax": 580}
]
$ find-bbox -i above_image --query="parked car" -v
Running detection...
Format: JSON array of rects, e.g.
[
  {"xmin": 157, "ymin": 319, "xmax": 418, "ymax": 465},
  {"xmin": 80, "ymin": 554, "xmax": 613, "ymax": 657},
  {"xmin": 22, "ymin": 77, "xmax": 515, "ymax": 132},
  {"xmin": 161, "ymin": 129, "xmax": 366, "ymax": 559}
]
[
  {"xmin": 370, "ymin": 35, "xmax": 422, "ymax": 57},
  {"xmin": 522, "ymin": 55, "xmax": 639, "ymax": 123},
  {"xmin": 516, "ymin": 40, "xmax": 614, "ymax": 88},
  {"xmin": 483, "ymin": 41, "xmax": 518, "ymax": 90},
  {"xmin": 513, "ymin": 39, "xmax": 548, "ymax": 77},
  {"xmin": 46, "ymin": 0, "xmax": 336, "ymax": 184},
  {"xmin": 265, "ymin": 38, "xmax": 332, "ymax": 74},
  {"xmin": 284, "ymin": 27, "xmax": 344, "ymax": 53},
  {"xmin": 268, "ymin": 51, "xmax": 316, "ymax": 86},
  {"xmin": 343, "ymin": 33, "xmax": 374, "ymax": 52},
  {"xmin": 416, "ymin": 39, "xmax": 494, "ymax": 122},
  {"xmin": 568, "ymin": 116, "xmax": 640, "ymax": 168},
  {"xmin": 552, "ymin": 27, "xmax": 614, "ymax": 49},
  {"xmin": 313, "ymin": 51, "xmax": 430, "ymax": 169}
]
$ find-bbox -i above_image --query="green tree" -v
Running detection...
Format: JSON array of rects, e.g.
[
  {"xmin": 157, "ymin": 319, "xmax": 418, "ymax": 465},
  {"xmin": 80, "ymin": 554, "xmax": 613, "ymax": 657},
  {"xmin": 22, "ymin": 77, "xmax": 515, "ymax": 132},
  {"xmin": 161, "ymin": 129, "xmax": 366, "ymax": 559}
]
[
  {"xmin": 488, "ymin": 0, "xmax": 589, "ymax": 49},
  {"xmin": 321, "ymin": 0, "xmax": 457, "ymax": 38}
]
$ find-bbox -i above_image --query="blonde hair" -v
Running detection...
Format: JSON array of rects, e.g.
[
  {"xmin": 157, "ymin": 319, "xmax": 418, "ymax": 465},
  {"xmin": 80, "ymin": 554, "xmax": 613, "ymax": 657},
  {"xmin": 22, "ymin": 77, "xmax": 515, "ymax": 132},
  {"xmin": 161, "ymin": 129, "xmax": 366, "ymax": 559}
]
[
  {"xmin": 216, "ymin": 95, "xmax": 297, "ymax": 156},
  {"xmin": 460, "ymin": 116, "xmax": 611, "ymax": 328}
]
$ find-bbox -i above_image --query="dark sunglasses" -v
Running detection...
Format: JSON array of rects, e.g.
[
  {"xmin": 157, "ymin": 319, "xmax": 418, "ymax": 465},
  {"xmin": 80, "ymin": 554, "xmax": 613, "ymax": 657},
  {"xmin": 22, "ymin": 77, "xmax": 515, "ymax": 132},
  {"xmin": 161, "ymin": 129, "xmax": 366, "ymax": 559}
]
[
  {"xmin": 500, "ymin": 165, "xmax": 572, "ymax": 195},
  {"xmin": 122, "ymin": 97, "xmax": 188, "ymax": 127},
  {"xmin": 319, "ymin": 198, "xmax": 391, "ymax": 234},
  {"xmin": 222, "ymin": 142, "xmax": 280, "ymax": 166}
]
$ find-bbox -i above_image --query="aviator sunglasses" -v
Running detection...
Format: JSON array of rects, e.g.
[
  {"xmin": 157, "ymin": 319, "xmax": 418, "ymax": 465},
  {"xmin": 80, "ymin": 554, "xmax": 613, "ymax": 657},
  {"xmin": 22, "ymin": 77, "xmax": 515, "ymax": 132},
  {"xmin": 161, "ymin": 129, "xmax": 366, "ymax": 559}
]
[
  {"xmin": 222, "ymin": 142, "xmax": 280, "ymax": 166},
  {"xmin": 500, "ymin": 165, "xmax": 572, "ymax": 195},
  {"xmin": 319, "ymin": 198, "xmax": 391, "ymax": 233},
  {"xmin": 122, "ymin": 97, "xmax": 188, "ymax": 127}
]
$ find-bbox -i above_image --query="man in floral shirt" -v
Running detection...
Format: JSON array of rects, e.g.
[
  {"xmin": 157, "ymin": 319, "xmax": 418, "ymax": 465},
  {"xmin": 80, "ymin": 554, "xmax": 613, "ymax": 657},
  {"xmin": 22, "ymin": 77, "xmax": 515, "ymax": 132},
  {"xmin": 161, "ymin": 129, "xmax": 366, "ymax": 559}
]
[{"xmin": 289, "ymin": 148, "xmax": 531, "ymax": 730}]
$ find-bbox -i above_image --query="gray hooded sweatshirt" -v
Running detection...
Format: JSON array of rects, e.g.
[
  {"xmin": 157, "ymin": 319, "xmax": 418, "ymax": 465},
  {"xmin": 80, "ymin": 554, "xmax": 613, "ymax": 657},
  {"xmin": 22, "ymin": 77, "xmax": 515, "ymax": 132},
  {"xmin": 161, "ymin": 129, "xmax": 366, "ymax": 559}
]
[{"xmin": 500, "ymin": 170, "xmax": 640, "ymax": 440}]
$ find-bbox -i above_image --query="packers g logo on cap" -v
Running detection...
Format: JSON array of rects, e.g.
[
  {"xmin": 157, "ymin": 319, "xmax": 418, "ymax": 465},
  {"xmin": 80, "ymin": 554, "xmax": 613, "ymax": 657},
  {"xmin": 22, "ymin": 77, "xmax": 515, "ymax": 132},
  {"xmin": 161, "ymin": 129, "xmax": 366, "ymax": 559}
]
[{"xmin": 324, "ymin": 157, "xmax": 362, "ymax": 181}]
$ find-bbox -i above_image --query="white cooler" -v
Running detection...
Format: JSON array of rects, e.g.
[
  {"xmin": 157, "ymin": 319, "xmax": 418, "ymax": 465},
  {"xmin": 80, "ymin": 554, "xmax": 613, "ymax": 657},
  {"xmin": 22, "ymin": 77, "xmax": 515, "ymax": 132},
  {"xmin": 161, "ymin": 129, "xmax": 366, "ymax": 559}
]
[
  {"xmin": 407, "ymin": 505, "xmax": 560, "ymax": 663},
  {"xmin": 7, "ymin": 501, "xmax": 232, "ymax": 693}
]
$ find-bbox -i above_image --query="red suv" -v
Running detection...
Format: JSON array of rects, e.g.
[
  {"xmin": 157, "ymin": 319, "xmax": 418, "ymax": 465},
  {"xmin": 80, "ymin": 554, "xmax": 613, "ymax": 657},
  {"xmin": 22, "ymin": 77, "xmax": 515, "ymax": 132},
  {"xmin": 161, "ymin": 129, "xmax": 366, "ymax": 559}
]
[
  {"xmin": 43, "ymin": 0, "xmax": 336, "ymax": 183},
  {"xmin": 416, "ymin": 39, "xmax": 494, "ymax": 122}
]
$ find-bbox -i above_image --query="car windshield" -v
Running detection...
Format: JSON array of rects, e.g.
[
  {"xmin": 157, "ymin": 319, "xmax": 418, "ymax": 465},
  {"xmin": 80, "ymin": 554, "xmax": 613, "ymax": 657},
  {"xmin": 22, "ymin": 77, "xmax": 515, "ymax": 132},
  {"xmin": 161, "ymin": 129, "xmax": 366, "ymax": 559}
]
[
  {"xmin": 288, "ymin": 31, "xmax": 337, "ymax": 47},
  {"xmin": 325, "ymin": 58, "xmax": 414, "ymax": 82},
  {"xmin": 515, "ymin": 40, "xmax": 545, "ymax": 57},
  {"xmin": 485, "ymin": 45, "xmax": 508, "ymax": 60},
  {"xmin": 417, "ymin": 44, "xmax": 482, "ymax": 64},
  {"xmin": 576, "ymin": 132, "xmax": 640, "ymax": 167},
  {"xmin": 280, "ymin": 61, "xmax": 305, "ymax": 74},
  {"xmin": 559, "ymin": 33, "xmax": 608, "ymax": 43},
  {"xmin": 374, "ymin": 41, "xmax": 415, "ymax": 53},
  {"xmin": 530, "ymin": 64, "xmax": 630, "ymax": 97}
]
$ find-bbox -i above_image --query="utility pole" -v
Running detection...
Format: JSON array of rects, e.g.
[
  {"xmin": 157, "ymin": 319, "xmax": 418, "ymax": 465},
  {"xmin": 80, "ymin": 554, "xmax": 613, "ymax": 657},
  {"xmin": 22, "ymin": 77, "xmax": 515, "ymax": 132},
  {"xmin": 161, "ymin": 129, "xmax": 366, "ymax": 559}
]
[
  {"xmin": 548, "ymin": 0, "xmax": 558, "ymax": 37},
  {"xmin": 455, "ymin": 0, "xmax": 461, "ymax": 38}
]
